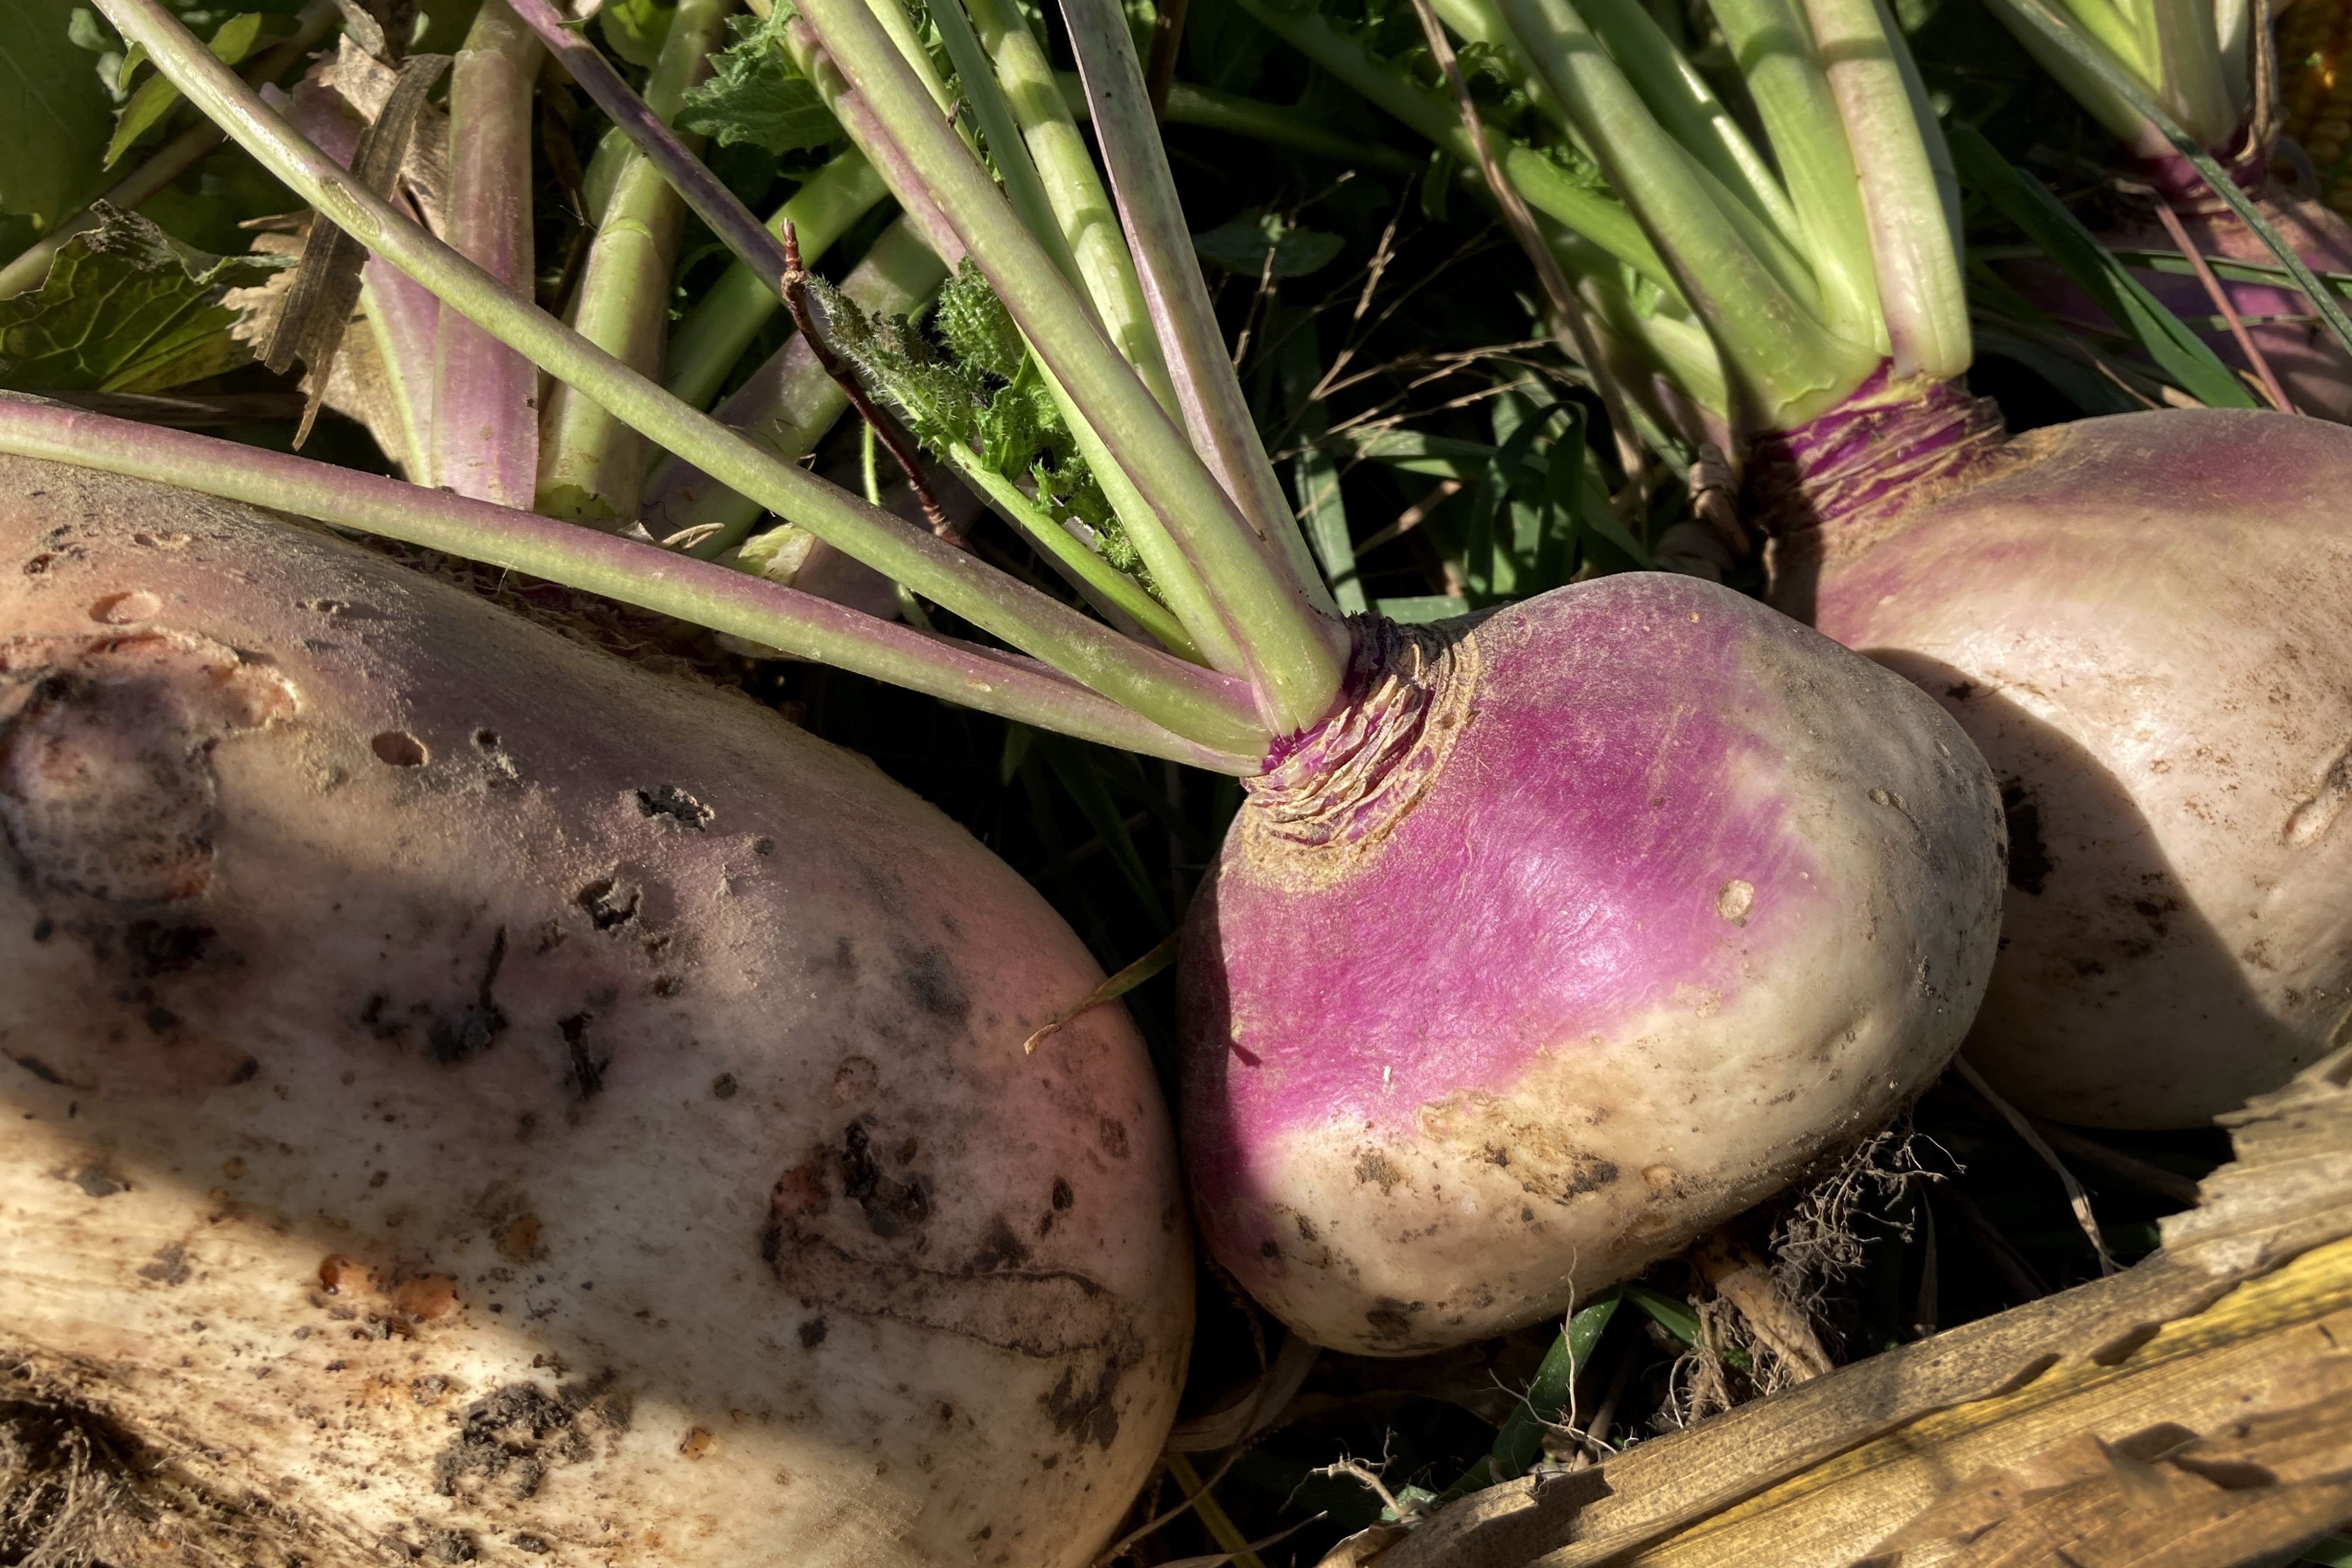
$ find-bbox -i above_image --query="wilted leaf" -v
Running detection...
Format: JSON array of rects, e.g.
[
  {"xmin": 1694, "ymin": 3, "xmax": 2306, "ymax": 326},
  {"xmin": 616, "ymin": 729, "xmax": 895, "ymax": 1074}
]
[
  {"xmin": 676, "ymin": 10, "xmax": 841, "ymax": 155},
  {"xmin": 1192, "ymin": 208, "xmax": 1345, "ymax": 278},
  {"xmin": 0, "ymin": 0, "xmax": 117, "ymax": 230},
  {"xmin": 0, "ymin": 204, "xmax": 285, "ymax": 393}
]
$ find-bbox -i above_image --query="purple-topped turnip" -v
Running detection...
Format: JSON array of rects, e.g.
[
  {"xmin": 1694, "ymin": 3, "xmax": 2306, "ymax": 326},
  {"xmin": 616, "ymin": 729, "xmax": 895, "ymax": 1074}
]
[
  {"xmin": 1287, "ymin": 0, "xmax": 2352, "ymax": 1125},
  {"xmin": 1182, "ymin": 584, "xmax": 2001, "ymax": 1353}
]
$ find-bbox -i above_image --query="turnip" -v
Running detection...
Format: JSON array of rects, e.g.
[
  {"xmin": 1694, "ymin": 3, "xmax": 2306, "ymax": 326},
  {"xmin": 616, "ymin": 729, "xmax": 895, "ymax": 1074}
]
[
  {"xmin": 1971, "ymin": 0, "xmax": 2352, "ymax": 421},
  {"xmin": 1297, "ymin": 0, "xmax": 2352, "ymax": 1125},
  {"xmin": 0, "ymin": 445, "xmax": 1193, "ymax": 1567},
  {"xmin": 8, "ymin": 0, "xmax": 1999, "ymax": 1395}
]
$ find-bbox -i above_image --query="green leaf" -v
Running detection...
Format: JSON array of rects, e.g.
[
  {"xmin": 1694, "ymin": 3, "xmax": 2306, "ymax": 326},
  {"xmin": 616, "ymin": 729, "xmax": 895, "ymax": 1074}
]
[
  {"xmin": 1, "ymin": 0, "xmax": 118, "ymax": 230},
  {"xmin": 598, "ymin": 0, "xmax": 674, "ymax": 68},
  {"xmin": 1182, "ymin": 0, "xmax": 1276, "ymax": 94},
  {"xmin": 1191, "ymin": 209, "xmax": 1345, "ymax": 278},
  {"xmin": 677, "ymin": 9, "xmax": 844, "ymax": 155},
  {"xmin": 1948, "ymin": 123, "xmax": 2255, "ymax": 411},
  {"xmin": 0, "ymin": 204, "xmax": 284, "ymax": 391},
  {"xmin": 104, "ymin": 10, "xmax": 267, "ymax": 168}
]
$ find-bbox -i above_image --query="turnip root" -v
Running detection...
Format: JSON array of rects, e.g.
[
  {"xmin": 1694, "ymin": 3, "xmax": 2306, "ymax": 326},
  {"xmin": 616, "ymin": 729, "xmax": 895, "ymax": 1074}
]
[
  {"xmin": 1777, "ymin": 408, "xmax": 2352, "ymax": 1128},
  {"xmin": 0, "ymin": 453, "xmax": 1190, "ymax": 1567},
  {"xmin": 1178, "ymin": 579, "xmax": 2006, "ymax": 1356}
]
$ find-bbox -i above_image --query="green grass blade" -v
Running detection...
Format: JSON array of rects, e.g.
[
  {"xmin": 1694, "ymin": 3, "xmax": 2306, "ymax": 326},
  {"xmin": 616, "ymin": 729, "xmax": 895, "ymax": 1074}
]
[{"xmin": 1948, "ymin": 123, "xmax": 2256, "ymax": 409}]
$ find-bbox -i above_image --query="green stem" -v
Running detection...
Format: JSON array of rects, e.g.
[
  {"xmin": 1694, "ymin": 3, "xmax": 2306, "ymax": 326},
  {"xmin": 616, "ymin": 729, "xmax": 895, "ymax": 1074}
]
[
  {"xmin": 88, "ymin": 0, "xmax": 1270, "ymax": 757},
  {"xmin": 945, "ymin": 448, "xmax": 1201, "ymax": 656},
  {"xmin": 1059, "ymin": 0, "xmax": 1342, "ymax": 620},
  {"xmin": 960, "ymin": 0, "xmax": 1179, "ymax": 405},
  {"xmin": 776, "ymin": 11, "xmax": 1245, "ymax": 674},
  {"xmin": 1143, "ymin": 80, "xmax": 1424, "ymax": 173},
  {"xmin": 0, "ymin": 397, "xmax": 1256, "ymax": 771},
  {"xmin": 1686, "ymin": 0, "xmax": 1886, "ymax": 354},
  {"xmin": 1497, "ymin": 0, "xmax": 1877, "ymax": 425},
  {"xmin": 796, "ymin": 0, "xmax": 1346, "ymax": 732},
  {"xmin": 539, "ymin": 0, "xmax": 733, "ymax": 521},
  {"xmin": 922, "ymin": 0, "xmax": 1092, "ymax": 300},
  {"xmin": 644, "ymin": 215, "xmax": 949, "ymax": 554},
  {"xmin": 1798, "ymin": 0, "xmax": 1972, "ymax": 380},
  {"xmin": 662, "ymin": 150, "xmax": 894, "ymax": 411},
  {"xmin": 1228, "ymin": 0, "xmax": 1680, "ymax": 300}
]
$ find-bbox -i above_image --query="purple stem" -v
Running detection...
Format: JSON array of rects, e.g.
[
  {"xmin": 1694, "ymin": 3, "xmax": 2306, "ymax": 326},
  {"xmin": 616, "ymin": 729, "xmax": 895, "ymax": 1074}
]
[
  {"xmin": 0, "ymin": 395, "xmax": 1254, "ymax": 770},
  {"xmin": 435, "ymin": 0, "xmax": 542, "ymax": 506},
  {"xmin": 502, "ymin": 0, "xmax": 800, "ymax": 291},
  {"xmin": 777, "ymin": 14, "xmax": 967, "ymax": 264}
]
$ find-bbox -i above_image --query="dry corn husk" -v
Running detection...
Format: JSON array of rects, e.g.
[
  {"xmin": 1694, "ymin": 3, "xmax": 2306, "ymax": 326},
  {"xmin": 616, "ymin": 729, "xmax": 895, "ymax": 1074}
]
[{"xmin": 1344, "ymin": 1046, "xmax": 2352, "ymax": 1568}]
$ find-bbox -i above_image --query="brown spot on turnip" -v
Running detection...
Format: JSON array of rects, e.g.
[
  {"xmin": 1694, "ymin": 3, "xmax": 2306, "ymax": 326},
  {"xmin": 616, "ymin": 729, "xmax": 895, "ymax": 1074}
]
[
  {"xmin": 635, "ymin": 783, "xmax": 712, "ymax": 830},
  {"xmin": 433, "ymin": 1376, "xmax": 624, "ymax": 1501},
  {"xmin": 573, "ymin": 877, "xmax": 639, "ymax": 930},
  {"xmin": 557, "ymin": 1012, "xmax": 606, "ymax": 1098},
  {"xmin": 798, "ymin": 1317, "xmax": 828, "ymax": 1348},
  {"xmin": 68, "ymin": 1163, "xmax": 124, "ymax": 1196},
  {"xmin": 220, "ymin": 1157, "xmax": 244, "ymax": 1180},
  {"xmin": 1354, "ymin": 1150, "xmax": 1403, "ymax": 1194},
  {"xmin": 370, "ymin": 730, "xmax": 428, "ymax": 767},
  {"xmin": 831, "ymin": 1055, "xmax": 877, "ymax": 1102},
  {"xmin": 123, "ymin": 918, "xmax": 212, "ymax": 978},
  {"xmin": 1362, "ymin": 1299, "xmax": 1422, "ymax": 1343},
  {"xmin": 839, "ymin": 1125, "xmax": 930, "ymax": 1238},
  {"xmin": 9, "ymin": 1054, "xmax": 78, "ymax": 1086},
  {"xmin": 23, "ymin": 552, "xmax": 53, "ymax": 575},
  {"xmin": 895, "ymin": 943, "xmax": 970, "ymax": 1022},
  {"xmin": 1098, "ymin": 1118, "xmax": 1128, "ymax": 1158},
  {"xmin": 0, "ymin": 633, "xmax": 293, "ymax": 901},
  {"xmin": 1040, "ymin": 1360, "xmax": 1124, "ymax": 1451},
  {"xmin": 89, "ymin": 591, "xmax": 161, "ymax": 624},
  {"xmin": 971, "ymin": 1216, "xmax": 1028, "ymax": 1272},
  {"xmin": 678, "ymin": 1427, "xmax": 716, "ymax": 1459},
  {"xmin": 1716, "ymin": 879, "xmax": 1756, "ymax": 925},
  {"xmin": 138, "ymin": 1245, "xmax": 190, "ymax": 1286},
  {"xmin": 494, "ymin": 1214, "xmax": 542, "ymax": 1262},
  {"xmin": 711, "ymin": 1072, "xmax": 738, "ymax": 1100}
]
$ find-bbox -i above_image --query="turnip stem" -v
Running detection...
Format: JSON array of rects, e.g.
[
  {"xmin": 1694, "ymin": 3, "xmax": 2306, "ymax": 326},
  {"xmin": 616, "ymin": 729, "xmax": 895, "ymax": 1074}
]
[
  {"xmin": 1226, "ymin": 0, "xmax": 1678, "ymax": 299},
  {"xmin": 922, "ymin": 0, "xmax": 1250, "ymax": 669},
  {"xmin": 360, "ymin": 258, "xmax": 442, "ymax": 479},
  {"xmin": 538, "ymin": 0, "xmax": 734, "ymax": 522},
  {"xmin": 662, "ymin": 152, "xmax": 894, "ymax": 412},
  {"xmin": 434, "ymin": 0, "xmax": 542, "ymax": 507},
  {"xmin": 0, "ymin": 397, "xmax": 1256, "ymax": 771},
  {"xmin": 1495, "ymin": 0, "xmax": 1880, "ymax": 425},
  {"xmin": 502, "ymin": 0, "xmax": 799, "ymax": 299},
  {"xmin": 954, "ymin": 0, "xmax": 1175, "ymax": 403},
  {"xmin": 0, "ymin": 0, "xmax": 342, "ymax": 300},
  {"xmin": 796, "ymin": 0, "xmax": 1346, "ymax": 732},
  {"xmin": 1702, "ymin": 0, "xmax": 1884, "ymax": 355},
  {"xmin": 1797, "ymin": 0, "xmax": 1971, "ymax": 380},
  {"xmin": 88, "ymin": 0, "xmax": 1270, "ymax": 755},
  {"xmin": 643, "ymin": 217, "xmax": 949, "ymax": 553},
  {"xmin": 1059, "ymin": 0, "xmax": 1340, "ymax": 614}
]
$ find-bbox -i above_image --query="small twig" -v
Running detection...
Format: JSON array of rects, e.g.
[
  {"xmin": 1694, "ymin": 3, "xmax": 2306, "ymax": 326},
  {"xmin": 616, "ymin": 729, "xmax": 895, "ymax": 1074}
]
[
  {"xmin": 1091, "ymin": 1447, "xmax": 1247, "ymax": 1567},
  {"xmin": 2147, "ymin": 195, "xmax": 2297, "ymax": 413},
  {"xmin": 779, "ymin": 222, "xmax": 955, "ymax": 539},
  {"xmin": 1953, "ymin": 1057, "xmax": 2118, "ymax": 1276}
]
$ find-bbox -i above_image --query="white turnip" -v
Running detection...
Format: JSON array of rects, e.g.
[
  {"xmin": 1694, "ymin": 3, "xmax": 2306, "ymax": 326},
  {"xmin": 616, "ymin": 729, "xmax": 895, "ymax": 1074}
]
[{"xmin": 0, "ymin": 453, "xmax": 1191, "ymax": 1567}]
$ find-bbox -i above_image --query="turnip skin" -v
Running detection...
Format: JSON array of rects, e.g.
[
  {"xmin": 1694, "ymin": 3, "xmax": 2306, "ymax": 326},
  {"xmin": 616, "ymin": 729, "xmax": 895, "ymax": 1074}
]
[
  {"xmin": 0, "ymin": 457, "xmax": 1189, "ymax": 1567},
  {"xmin": 1178, "ymin": 577, "xmax": 2004, "ymax": 1356},
  {"xmin": 1781, "ymin": 409, "xmax": 2352, "ymax": 1128}
]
